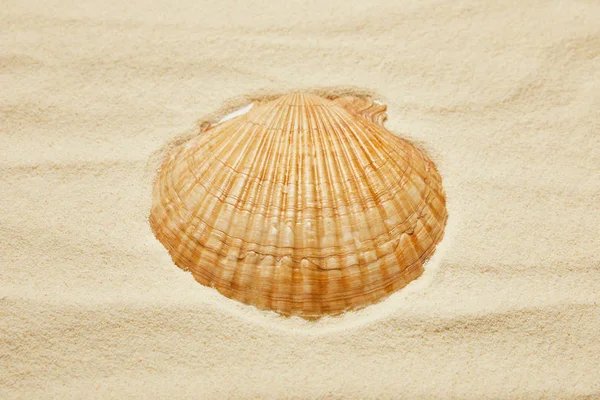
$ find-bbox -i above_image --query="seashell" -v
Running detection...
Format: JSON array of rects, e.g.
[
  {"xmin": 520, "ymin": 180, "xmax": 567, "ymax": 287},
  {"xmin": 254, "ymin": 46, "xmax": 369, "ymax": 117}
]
[{"xmin": 150, "ymin": 92, "xmax": 448, "ymax": 318}]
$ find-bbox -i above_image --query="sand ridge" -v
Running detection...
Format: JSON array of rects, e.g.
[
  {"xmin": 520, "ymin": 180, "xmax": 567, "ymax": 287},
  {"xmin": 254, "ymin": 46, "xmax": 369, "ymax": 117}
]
[{"xmin": 2, "ymin": 0, "xmax": 599, "ymax": 398}]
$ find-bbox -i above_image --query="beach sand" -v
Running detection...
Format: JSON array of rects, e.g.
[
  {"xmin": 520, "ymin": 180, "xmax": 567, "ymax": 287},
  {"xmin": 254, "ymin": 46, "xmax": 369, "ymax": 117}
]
[{"xmin": 1, "ymin": 0, "xmax": 599, "ymax": 398}]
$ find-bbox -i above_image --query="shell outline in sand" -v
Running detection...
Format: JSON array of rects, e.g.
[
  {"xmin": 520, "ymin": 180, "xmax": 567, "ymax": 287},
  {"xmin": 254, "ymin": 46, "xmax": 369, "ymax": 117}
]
[{"xmin": 150, "ymin": 92, "xmax": 448, "ymax": 318}]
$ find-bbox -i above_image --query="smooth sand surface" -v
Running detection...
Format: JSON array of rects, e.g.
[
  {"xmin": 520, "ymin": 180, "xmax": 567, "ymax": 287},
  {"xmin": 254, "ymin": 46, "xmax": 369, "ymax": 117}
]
[{"xmin": 2, "ymin": 0, "xmax": 599, "ymax": 398}]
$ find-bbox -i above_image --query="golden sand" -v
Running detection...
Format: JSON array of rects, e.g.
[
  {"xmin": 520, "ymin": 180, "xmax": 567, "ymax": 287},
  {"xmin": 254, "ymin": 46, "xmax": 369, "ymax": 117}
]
[{"xmin": 1, "ymin": 0, "xmax": 599, "ymax": 398}]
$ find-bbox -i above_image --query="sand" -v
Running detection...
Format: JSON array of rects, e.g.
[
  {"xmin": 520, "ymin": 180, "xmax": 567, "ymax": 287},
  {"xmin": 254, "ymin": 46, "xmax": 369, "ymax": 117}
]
[{"xmin": 1, "ymin": 0, "xmax": 599, "ymax": 398}]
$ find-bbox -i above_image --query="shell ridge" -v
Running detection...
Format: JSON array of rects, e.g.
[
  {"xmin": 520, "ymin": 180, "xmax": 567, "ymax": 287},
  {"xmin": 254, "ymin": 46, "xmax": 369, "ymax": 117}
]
[
  {"xmin": 311, "ymin": 101, "xmax": 355, "ymax": 309},
  {"xmin": 328, "ymin": 105, "xmax": 396, "ymax": 231},
  {"xmin": 321, "ymin": 104, "xmax": 379, "ymax": 228},
  {"xmin": 165, "ymin": 225, "xmax": 427, "ymax": 261},
  {"xmin": 316, "ymin": 102, "xmax": 373, "ymax": 304},
  {"xmin": 274, "ymin": 104, "xmax": 301, "ymax": 312},
  {"xmin": 190, "ymin": 140, "xmax": 255, "ymax": 211},
  {"xmin": 301, "ymin": 100, "xmax": 325, "ymax": 311},
  {"xmin": 329, "ymin": 103, "xmax": 392, "ymax": 165},
  {"xmin": 244, "ymin": 105, "xmax": 287, "ymax": 253},
  {"xmin": 411, "ymin": 169, "xmax": 443, "ymax": 245},
  {"xmin": 419, "ymin": 174, "xmax": 448, "ymax": 247},
  {"xmin": 175, "ymin": 170, "xmax": 431, "ymax": 224},
  {"xmin": 165, "ymin": 198, "xmax": 428, "ymax": 261},
  {"xmin": 164, "ymin": 152, "xmax": 207, "ymax": 265},
  {"xmin": 401, "ymin": 148, "xmax": 429, "ymax": 217},
  {"xmin": 287, "ymin": 99, "xmax": 300, "ymax": 267},
  {"xmin": 328, "ymin": 103, "xmax": 440, "ymax": 296},
  {"xmin": 307, "ymin": 100, "xmax": 340, "ymax": 268},
  {"xmin": 197, "ymin": 120, "xmax": 257, "ymax": 173},
  {"xmin": 286, "ymin": 97, "xmax": 301, "ymax": 314},
  {"xmin": 220, "ymin": 122, "xmax": 271, "ymax": 297},
  {"xmin": 271, "ymin": 104, "xmax": 297, "ymax": 308},
  {"xmin": 225, "ymin": 104, "xmax": 287, "ymax": 294},
  {"xmin": 326, "ymin": 107, "xmax": 397, "ymax": 293},
  {"xmin": 258, "ymin": 99, "xmax": 297, "ymax": 306},
  {"xmin": 187, "ymin": 108, "xmax": 276, "ymax": 213},
  {"xmin": 297, "ymin": 97, "xmax": 311, "ymax": 258},
  {"xmin": 311, "ymin": 102, "xmax": 356, "ymax": 240},
  {"xmin": 212, "ymin": 121, "xmax": 269, "ymax": 177},
  {"xmin": 188, "ymin": 118, "xmax": 268, "ymax": 237},
  {"xmin": 331, "ymin": 110, "xmax": 403, "ymax": 203},
  {"xmin": 192, "ymin": 147, "xmax": 407, "ymax": 213},
  {"xmin": 344, "ymin": 111, "xmax": 413, "ymax": 173},
  {"xmin": 305, "ymin": 100, "xmax": 337, "ymax": 309},
  {"xmin": 329, "ymin": 106, "xmax": 430, "ymax": 268},
  {"xmin": 322, "ymin": 104, "xmax": 391, "ymax": 301},
  {"xmin": 325, "ymin": 106, "xmax": 386, "ymax": 216},
  {"xmin": 310, "ymin": 102, "xmax": 356, "ymax": 309},
  {"xmin": 161, "ymin": 170, "xmax": 431, "ymax": 261}
]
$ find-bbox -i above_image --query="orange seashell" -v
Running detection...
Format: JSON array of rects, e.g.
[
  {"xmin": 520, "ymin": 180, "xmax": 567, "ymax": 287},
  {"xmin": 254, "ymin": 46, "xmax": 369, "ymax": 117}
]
[{"xmin": 150, "ymin": 92, "xmax": 448, "ymax": 318}]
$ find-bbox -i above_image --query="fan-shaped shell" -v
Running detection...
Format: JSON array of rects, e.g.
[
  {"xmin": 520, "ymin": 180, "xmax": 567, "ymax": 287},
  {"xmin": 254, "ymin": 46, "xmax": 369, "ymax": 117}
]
[{"xmin": 150, "ymin": 92, "xmax": 447, "ymax": 318}]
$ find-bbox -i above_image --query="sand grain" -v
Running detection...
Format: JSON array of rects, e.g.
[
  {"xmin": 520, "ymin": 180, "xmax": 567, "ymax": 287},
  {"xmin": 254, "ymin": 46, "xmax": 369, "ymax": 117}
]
[{"xmin": 1, "ymin": 0, "xmax": 599, "ymax": 398}]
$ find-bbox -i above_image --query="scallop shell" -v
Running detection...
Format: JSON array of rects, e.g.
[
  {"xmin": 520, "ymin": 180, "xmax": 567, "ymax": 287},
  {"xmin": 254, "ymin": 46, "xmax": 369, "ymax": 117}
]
[{"xmin": 150, "ymin": 92, "xmax": 447, "ymax": 318}]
